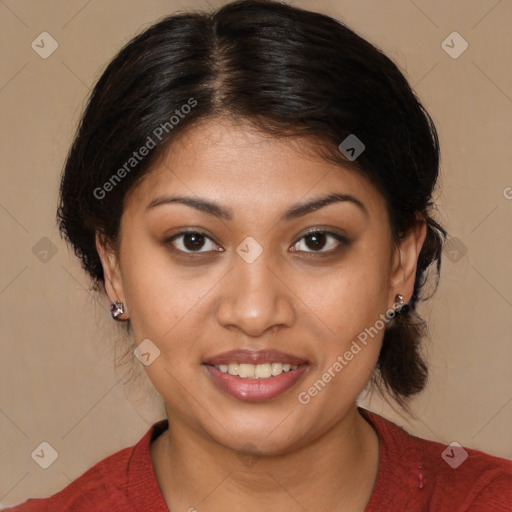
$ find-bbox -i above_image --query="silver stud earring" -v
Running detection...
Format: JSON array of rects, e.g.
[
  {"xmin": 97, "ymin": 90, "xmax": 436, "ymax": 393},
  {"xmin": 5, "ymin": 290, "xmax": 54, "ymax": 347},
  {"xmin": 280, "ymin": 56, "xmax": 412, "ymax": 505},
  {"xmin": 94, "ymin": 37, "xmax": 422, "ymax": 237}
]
[{"xmin": 110, "ymin": 300, "xmax": 125, "ymax": 320}]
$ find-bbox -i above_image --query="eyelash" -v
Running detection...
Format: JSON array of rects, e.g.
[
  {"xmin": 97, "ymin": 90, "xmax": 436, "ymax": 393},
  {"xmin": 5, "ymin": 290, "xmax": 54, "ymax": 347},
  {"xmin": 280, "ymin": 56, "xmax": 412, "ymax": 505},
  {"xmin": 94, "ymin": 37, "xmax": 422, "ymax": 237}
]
[{"xmin": 165, "ymin": 229, "xmax": 349, "ymax": 257}]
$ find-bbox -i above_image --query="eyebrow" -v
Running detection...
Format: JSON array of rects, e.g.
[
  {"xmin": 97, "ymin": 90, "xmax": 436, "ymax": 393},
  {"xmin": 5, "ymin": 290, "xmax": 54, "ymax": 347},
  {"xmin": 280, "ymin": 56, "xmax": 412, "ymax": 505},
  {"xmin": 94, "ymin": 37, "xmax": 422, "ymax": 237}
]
[{"xmin": 145, "ymin": 192, "xmax": 368, "ymax": 221}]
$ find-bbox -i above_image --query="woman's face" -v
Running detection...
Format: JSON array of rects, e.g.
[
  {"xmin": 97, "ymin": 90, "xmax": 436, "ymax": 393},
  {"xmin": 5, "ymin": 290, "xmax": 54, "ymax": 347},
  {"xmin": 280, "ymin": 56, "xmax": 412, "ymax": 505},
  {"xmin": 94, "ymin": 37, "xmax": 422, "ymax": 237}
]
[{"xmin": 98, "ymin": 118, "xmax": 424, "ymax": 454}]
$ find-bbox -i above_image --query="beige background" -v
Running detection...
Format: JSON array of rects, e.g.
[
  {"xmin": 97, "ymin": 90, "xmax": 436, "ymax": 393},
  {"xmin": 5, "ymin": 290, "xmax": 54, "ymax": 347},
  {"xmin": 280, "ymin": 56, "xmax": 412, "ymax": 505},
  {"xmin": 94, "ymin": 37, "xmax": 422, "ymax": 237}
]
[{"xmin": 1, "ymin": 0, "xmax": 511, "ymax": 506}]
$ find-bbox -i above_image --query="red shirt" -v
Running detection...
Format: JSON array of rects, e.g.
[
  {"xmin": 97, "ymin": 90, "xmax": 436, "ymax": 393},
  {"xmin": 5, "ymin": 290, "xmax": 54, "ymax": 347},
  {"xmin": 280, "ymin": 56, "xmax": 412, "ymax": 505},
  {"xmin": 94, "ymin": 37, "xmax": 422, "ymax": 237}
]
[{"xmin": 4, "ymin": 407, "xmax": 512, "ymax": 511}]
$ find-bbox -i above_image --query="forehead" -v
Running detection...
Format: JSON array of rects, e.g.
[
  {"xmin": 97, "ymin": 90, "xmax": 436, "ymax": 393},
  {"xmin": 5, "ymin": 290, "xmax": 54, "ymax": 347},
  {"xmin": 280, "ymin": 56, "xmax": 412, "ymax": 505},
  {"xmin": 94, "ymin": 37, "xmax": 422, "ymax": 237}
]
[{"xmin": 124, "ymin": 118, "xmax": 386, "ymax": 219}]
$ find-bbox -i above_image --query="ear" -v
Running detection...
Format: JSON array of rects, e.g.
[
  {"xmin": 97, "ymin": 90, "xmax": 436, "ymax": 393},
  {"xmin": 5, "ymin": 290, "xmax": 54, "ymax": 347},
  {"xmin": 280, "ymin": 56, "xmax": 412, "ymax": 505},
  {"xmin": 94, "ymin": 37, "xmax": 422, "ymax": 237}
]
[
  {"xmin": 388, "ymin": 218, "xmax": 427, "ymax": 307},
  {"xmin": 95, "ymin": 231, "xmax": 129, "ymax": 317}
]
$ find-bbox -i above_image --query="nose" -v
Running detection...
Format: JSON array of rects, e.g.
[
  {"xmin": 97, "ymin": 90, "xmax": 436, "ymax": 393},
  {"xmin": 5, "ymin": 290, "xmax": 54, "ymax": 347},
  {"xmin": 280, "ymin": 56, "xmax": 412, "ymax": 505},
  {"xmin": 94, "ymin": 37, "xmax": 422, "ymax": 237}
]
[{"xmin": 216, "ymin": 250, "xmax": 296, "ymax": 337}]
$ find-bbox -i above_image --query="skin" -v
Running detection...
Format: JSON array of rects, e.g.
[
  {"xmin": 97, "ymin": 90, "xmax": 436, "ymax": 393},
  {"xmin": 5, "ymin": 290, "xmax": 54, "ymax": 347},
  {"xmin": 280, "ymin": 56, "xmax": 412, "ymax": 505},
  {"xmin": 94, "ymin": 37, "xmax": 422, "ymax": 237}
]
[{"xmin": 96, "ymin": 117, "xmax": 426, "ymax": 511}]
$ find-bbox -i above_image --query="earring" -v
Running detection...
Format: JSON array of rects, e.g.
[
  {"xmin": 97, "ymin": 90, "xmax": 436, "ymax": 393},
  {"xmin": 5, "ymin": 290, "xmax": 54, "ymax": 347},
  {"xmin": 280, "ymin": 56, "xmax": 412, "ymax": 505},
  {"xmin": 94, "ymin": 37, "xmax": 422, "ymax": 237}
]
[
  {"xmin": 110, "ymin": 300, "xmax": 125, "ymax": 320},
  {"xmin": 394, "ymin": 294, "xmax": 405, "ymax": 311}
]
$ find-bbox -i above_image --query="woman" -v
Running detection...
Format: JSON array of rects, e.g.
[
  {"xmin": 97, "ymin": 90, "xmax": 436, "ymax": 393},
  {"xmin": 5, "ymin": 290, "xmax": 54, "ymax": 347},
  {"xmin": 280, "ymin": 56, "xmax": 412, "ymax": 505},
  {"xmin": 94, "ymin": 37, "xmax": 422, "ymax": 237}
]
[{"xmin": 6, "ymin": 0, "xmax": 511, "ymax": 510}]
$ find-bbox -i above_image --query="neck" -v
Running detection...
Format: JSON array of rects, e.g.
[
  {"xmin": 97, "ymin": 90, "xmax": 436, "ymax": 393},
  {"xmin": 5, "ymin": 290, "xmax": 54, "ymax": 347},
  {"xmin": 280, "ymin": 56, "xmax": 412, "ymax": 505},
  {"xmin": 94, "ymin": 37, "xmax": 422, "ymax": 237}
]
[{"xmin": 151, "ymin": 405, "xmax": 380, "ymax": 512}]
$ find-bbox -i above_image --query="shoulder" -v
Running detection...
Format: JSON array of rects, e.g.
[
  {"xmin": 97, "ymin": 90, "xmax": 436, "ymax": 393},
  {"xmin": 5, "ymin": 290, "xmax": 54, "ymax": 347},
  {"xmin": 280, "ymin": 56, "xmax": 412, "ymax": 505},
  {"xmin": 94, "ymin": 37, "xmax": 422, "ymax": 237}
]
[
  {"xmin": 2, "ymin": 446, "xmax": 133, "ymax": 511},
  {"xmin": 416, "ymin": 435, "xmax": 512, "ymax": 510},
  {"xmin": 360, "ymin": 407, "xmax": 512, "ymax": 511},
  {"xmin": 2, "ymin": 420, "xmax": 169, "ymax": 512}
]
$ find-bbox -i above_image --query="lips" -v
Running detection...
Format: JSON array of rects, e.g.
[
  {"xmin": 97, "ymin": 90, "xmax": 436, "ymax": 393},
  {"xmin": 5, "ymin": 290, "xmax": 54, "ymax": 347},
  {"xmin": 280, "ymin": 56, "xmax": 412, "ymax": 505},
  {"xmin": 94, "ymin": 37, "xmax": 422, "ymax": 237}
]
[
  {"xmin": 203, "ymin": 349, "xmax": 308, "ymax": 366},
  {"xmin": 203, "ymin": 349, "xmax": 310, "ymax": 402}
]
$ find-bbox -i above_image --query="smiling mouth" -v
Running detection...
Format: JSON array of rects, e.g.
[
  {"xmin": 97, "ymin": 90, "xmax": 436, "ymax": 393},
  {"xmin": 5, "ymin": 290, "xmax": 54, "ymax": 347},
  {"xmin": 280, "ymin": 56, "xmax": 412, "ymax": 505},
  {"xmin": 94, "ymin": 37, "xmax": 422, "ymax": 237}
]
[
  {"xmin": 210, "ymin": 362, "xmax": 300, "ymax": 379},
  {"xmin": 202, "ymin": 349, "xmax": 310, "ymax": 402},
  {"xmin": 204, "ymin": 362, "xmax": 309, "ymax": 402}
]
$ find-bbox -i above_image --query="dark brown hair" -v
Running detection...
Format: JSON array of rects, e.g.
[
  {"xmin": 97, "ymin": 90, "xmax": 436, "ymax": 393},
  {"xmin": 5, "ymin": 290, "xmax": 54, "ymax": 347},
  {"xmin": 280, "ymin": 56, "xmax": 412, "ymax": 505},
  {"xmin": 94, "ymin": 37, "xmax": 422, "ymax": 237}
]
[{"xmin": 57, "ymin": 0, "xmax": 447, "ymax": 407}]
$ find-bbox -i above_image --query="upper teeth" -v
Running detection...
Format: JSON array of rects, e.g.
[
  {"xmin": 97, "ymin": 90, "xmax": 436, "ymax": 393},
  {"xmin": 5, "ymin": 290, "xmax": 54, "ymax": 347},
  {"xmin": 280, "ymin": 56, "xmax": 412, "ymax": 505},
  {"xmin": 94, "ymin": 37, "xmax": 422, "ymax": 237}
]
[{"xmin": 215, "ymin": 362, "xmax": 299, "ymax": 379}]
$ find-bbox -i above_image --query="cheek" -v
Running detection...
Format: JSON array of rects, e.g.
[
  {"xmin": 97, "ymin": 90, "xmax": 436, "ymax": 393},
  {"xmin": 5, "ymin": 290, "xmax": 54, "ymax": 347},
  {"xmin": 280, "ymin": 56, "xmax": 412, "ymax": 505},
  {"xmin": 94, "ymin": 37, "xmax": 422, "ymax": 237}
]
[
  {"xmin": 118, "ymin": 236, "xmax": 197, "ymax": 340},
  {"xmin": 306, "ymin": 244, "xmax": 391, "ymax": 340},
  {"xmin": 119, "ymin": 237, "xmax": 231, "ymax": 370},
  {"xmin": 294, "ymin": 241, "xmax": 390, "ymax": 394},
  {"xmin": 294, "ymin": 271, "xmax": 387, "ymax": 419}
]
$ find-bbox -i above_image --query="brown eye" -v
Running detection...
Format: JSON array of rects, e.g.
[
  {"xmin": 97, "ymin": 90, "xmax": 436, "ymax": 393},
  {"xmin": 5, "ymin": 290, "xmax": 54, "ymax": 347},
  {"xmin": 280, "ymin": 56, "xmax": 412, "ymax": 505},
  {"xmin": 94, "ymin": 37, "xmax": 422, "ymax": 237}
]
[
  {"xmin": 291, "ymin": 230, "xmax": 347, "ymax": 254},
  {"xmin": 167, "ymin": 231, "xmax": 220, "ymax": 253},
  {"xmin": 304, "ymin": 232, "xmax": 328, "ymax": 250}
]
